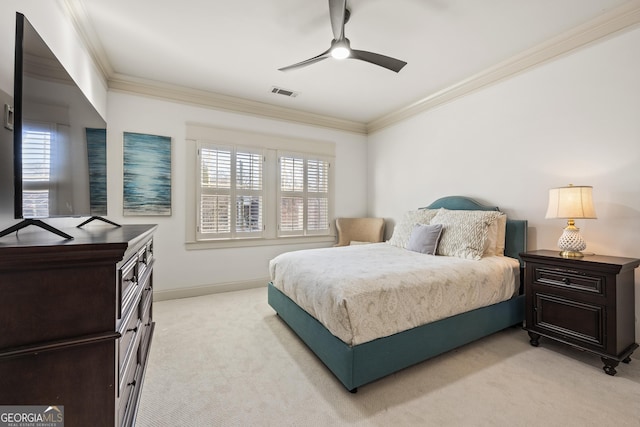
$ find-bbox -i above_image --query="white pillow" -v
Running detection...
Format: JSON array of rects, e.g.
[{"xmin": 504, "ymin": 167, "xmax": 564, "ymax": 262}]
[
  {"xmin": 495, "ymin": 213, "xmax": 507, "ymax": 256},
  {"xmin": 387, "ymin": 209, "xmax": 441, "ymax": 248},
  {"xmin": 483, "ymin": 212, "xmax": 507, "ymax": 257},
  {"xmin": 430, "ymin": 209, "xmax": 503, "ymax": 260}
]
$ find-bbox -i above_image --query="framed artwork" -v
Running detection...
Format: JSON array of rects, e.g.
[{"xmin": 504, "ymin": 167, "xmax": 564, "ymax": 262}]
[{"xmin": 123, "ymin": 132, "xmax": 172, "ymax": 216}]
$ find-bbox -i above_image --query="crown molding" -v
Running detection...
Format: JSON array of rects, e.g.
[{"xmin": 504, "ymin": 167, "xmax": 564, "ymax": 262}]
[
  {"xmin": 108, "ymin": 74, "xmax": 367, "ymax": 134},
  {"xmin": 366, "ymin": 1, "xmax": 640, "ymax": 134},
  {"xmin": 61, "ymin": 0, "xmax": 114, "ymax": 79}
]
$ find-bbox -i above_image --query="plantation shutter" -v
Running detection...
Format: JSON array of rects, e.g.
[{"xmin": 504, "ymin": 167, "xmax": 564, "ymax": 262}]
[
  {"xmin": 199, "ymin": 146, "xmax": 232, "ymax": 237},
  {"xmin": 278, "ymin": 156, "xmax": 304, "ymax": 234},
  {"xmin": 306, "ymin": 158, "xmax": 330, "ymax": 233},
  {"xmin": 235, "ymin": 150, "xmax": 263, "ymax": 235},
  {"xmin": 198, "ymin": 143, "xmax": 264, "ymax": 239},
  {"xmin": 278, "ymin": 153, "xmax": 331, "ymax": 236}
]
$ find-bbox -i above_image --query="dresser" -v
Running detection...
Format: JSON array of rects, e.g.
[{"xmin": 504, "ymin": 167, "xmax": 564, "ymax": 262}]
[
  {"xmin": 0, "ymin": 224, "xmax": 157, "ymax": 427},
  {"xmin": 521, "ymin": 250, "xmax": 640, "ymax": 375}
]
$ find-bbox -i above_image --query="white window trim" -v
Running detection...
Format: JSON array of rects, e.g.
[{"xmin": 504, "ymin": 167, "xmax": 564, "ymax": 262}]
[{"xmin": 185, "ymin": 124, "xmax": 336, "ymax": 249}]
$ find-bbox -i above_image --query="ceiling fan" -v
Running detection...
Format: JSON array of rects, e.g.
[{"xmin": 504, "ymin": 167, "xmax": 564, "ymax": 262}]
[{"xmin": 278, "ymin": 0, "xmax": 407, "ymax": 73}]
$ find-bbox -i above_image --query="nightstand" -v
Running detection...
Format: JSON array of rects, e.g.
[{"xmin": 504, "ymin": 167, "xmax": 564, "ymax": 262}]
[{"xmin": 520, "ymin": 250, "xmax": 640, "ymax": 376}]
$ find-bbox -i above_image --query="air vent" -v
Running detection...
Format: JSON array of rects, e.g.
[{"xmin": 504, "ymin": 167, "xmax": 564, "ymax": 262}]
[{"xmin": 270, "ymin": 86, "xmax": 299, "ymax": 98}]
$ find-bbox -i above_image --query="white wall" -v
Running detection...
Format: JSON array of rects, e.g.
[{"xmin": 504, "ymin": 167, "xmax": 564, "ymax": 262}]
[
  {"xmin": 368, "ymin": 27, "xmax": 640, "ymax": 339},
  {"xmin": 106, "ymin": 92, "xmax": 368, "ymax": 297}
]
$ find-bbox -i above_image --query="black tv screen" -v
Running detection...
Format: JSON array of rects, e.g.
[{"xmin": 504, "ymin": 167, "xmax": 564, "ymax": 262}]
[{"xmin": 13, "ymin": 12, "xmax": 107, "ymax": 220}]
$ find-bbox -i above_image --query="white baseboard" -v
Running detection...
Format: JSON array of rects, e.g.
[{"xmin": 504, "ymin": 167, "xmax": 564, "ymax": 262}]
[{"xmin": 153, "ymin": 278, "xmax": 269, "ymax": 301}]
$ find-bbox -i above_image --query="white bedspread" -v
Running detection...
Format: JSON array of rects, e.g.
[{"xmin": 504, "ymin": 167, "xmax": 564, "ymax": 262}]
[{"xmin": 269, "ymin": 243, "xmax": 520, "ymax": 346}]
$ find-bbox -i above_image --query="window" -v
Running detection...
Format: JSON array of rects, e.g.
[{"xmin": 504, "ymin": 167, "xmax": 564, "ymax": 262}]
[
  {"xmin": 278, "ymin": 154, "xmax": 331, "ymax": 236},
  {"xmin": 22, "ymin": 122, "xmax": 54, "ymax": 218},
  {"xmin": 188, "ymin": 125, "xmax": 335, "ymax": 245},
  {"xmin": 198, "ymin": 144, "xmax": 264, "ymax": 240}
]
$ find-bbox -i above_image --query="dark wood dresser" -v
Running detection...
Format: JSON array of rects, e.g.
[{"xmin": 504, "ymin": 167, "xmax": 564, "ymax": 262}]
[
  {"xmin": 0, "ymin": 224, "xmax": 157, "ymax": 427},
  {"xmin": 521, "ymin": 250, "xmax": 640, "ymax": 375}
]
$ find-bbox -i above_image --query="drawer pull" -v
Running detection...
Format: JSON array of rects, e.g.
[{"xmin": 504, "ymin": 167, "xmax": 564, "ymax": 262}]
[
  {"xmin": 124, "ymin": 276, "xmax": 137, "ymax": 284},
  {"xmin": 127, "ymin": 379, "xmax": 136, "ymax": 387},
  {"xmin": 126, "ymin": 326, "xmax": 138, "ymax": 333},
  {"xmin": 562, "ymin": 277, "xmax": 570, "ymax": 285}
]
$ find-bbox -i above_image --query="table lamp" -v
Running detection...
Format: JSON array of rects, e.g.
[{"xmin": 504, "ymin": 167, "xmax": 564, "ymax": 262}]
[{"xmin": 545, "ymin": 184, "xmax": 597, "ymax": 258}]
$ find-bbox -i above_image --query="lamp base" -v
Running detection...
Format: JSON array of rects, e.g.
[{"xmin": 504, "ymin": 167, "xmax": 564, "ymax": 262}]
[
  {"xmin": 559, "ymin": 250, "xmax": 584, "ymax": 258},
  {"xmin": 557, "ymin": 223, "xmax": 587, "ymax": 257}
]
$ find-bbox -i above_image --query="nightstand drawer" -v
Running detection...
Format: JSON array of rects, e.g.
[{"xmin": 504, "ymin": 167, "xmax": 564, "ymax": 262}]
[
  {"xmin": 534, "ymin": 293, "xmax": 605, "ymax": 348},
  {"xmin": 534, "ymin": 266, "xmax": 604, "ymax": 295}
]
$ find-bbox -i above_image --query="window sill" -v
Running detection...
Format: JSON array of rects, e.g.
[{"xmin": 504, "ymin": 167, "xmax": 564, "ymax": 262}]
[{"xmin": 185, "ymin": 235, "xmax": 337, "ymax": 250}]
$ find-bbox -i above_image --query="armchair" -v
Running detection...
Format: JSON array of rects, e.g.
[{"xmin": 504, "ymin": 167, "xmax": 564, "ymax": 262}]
[{"xmin": 335, "ymin": 217, "xmax": 385, "ymax": 247}]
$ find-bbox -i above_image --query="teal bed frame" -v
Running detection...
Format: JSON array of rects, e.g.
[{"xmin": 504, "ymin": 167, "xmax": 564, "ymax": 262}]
[{"xmin": 268, "ymin": 196, "xmax": 528, "ymax": 392}]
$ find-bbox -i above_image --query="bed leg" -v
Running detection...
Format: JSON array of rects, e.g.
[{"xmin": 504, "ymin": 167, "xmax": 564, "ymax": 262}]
[{"xmin": 348, "ymin": 387, "xmax": 358, "ymax": 394}]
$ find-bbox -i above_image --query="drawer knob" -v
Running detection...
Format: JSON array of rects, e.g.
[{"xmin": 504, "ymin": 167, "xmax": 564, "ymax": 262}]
[
  {"xmin": 127, "ymin": 379, "xmax": 136, "ymax": 387},
  {"xmin": 126, "ymin": 326, "xmax": 138, "ymax": 333},
  {"xmin": 562, "ymin": 277, "xmax": 570, "ymax": 284}
]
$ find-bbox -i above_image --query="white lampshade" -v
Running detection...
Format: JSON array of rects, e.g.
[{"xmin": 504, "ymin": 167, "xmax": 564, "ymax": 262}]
[{"xmin": 545, "ymin": 185, "xmax": 597, "ymax": 219}]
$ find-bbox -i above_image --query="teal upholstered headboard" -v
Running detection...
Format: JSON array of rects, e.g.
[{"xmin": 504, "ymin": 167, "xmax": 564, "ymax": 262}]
[{"xmin": 424, "ymin": 196, "xmax": 528, "ymax": 267}]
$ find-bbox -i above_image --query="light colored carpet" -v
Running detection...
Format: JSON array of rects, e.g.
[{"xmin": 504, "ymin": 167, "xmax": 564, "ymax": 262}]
[{"xmin": 135, "ymin": 287, "xmax": 640, "ymax": 426}]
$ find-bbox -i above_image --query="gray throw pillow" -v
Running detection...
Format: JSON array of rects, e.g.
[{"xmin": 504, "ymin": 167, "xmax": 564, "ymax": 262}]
[{"xmin": 406, "ymin": 223, "xmax": 443, "ymax": 255}]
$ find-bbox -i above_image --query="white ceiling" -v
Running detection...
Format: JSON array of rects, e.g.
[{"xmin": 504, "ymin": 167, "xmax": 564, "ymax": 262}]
[{"xmin": 67, "ymin": 0, "xmax": 636, "ymax": 128}]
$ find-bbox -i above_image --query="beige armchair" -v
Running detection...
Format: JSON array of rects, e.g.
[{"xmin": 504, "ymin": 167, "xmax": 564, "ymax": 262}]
[{"xmin": 334, "ymin": 217, "xmax": 386, "ymax": 247}]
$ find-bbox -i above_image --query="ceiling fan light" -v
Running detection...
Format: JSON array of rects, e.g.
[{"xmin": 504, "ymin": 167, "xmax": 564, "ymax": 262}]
[{"xmin": 331, "ymin": 46, "xmax": 350, "ymax": 60}]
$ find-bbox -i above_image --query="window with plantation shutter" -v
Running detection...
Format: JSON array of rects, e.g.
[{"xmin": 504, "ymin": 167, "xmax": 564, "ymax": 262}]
[
  {"xmin": 278, "ymin": 153, "xmax": 331, "ymax": 237},
  {"xmin": 198, "ymin": 144, "xmax": 264, "ymax": 239},
  {"xmin": 189, "ymin": 125, "xmax": 334, "ymax": 245},
  {"xmin": 22, "ymin": 122, "xmax": 54, "ymax": 218}
]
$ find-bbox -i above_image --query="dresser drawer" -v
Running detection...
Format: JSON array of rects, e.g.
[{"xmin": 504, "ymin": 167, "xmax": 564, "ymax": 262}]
[
  {"xmin": 118, "ymin": 255, "xmax": 139, "ymax": 319},
  {"xmin": 118, "ymin": 361, "xmax": 140, "ymax": 427},
  {"xmin": 533, "ymin": 266, "xmax": 605, "ymax": 295},
  {"xmin": 138, "ymin": 290, "xmax": 153, "ymax": 362},
  {"xmin": 138, "ymin": 240, "xmax": 154, "ymax": 274},
  {"xmin": 118, "ymin": 302, "xmax": 141, "ymax": 373},
  {"xmin": 118, "ymin": 322, "xmax": 140, "ymax": 394}
]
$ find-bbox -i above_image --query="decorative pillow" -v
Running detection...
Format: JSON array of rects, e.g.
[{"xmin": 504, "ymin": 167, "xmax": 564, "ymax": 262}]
[
  {"xmin": 430, "ymin": 209, "xmax": 503, "ymax": 260},
  {"xmin": 483, "ymin": 212, "xmax": 507, "ymax": 257},
  {"xmin": 495, "ymin": 213, "xmax": 507, "ymax": 256},
  {"xmin": 406, "ymin": 224, "xmax": 443, "ymax": 255},
  {"xmin": 387, "ymin": 209, "xmax": 441, "ymax": 248}
]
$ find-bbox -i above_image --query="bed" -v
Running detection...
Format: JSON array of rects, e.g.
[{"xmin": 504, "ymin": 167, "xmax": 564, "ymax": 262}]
[{"xmin": 268, "ymin": 196, "xmax": 527, "ymax": 392}]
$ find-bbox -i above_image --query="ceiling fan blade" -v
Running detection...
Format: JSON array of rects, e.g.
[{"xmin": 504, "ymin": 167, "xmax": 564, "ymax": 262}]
[
  {"xmin": 328, "ymin": 0, "xmax": 347, "ymax": 40},
  {"xmin": 278, "ymin": 49, "xmax": 331, "ymax": 72},
  {"xmin": 350, "ymin": 49, "xmax": 407, "ymax": 73}
]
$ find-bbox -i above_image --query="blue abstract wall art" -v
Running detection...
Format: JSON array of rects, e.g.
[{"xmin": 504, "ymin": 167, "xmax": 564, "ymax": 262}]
[{"xmin": 123, "ymin": 132, "xmax": 172, "ymax": 216}]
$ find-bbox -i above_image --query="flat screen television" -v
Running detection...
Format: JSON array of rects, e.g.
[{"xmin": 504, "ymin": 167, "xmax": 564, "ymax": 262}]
[{"xmin": 0, "ymin": 13, "xmax": 112, "ymax": 239}]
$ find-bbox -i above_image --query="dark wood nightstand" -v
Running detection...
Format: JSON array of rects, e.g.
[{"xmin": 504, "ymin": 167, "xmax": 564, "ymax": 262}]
[{"xmin": 520, "ymin": 250, "xmax": 640, "ymax": 375}]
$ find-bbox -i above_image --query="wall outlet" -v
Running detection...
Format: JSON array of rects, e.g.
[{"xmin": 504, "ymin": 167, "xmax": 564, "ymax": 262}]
[{"xmin": 4, "ymin": 104, "xmax": 14, "ymax": 130}]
